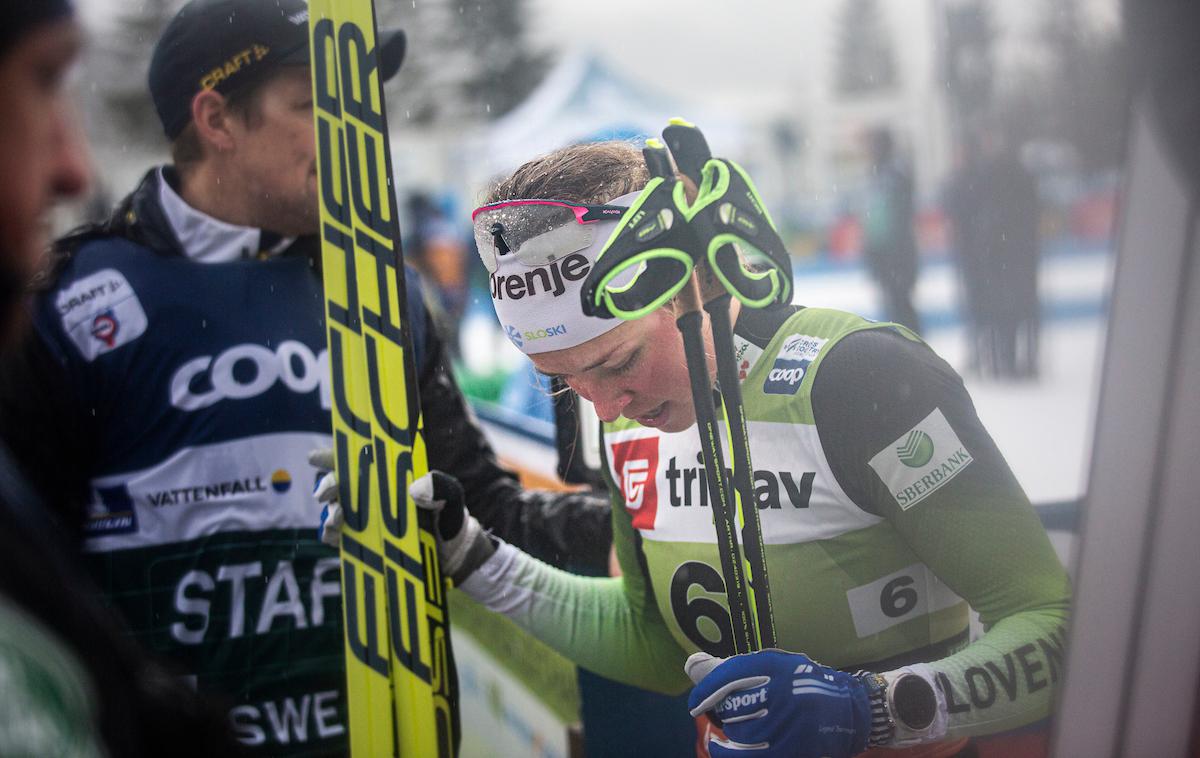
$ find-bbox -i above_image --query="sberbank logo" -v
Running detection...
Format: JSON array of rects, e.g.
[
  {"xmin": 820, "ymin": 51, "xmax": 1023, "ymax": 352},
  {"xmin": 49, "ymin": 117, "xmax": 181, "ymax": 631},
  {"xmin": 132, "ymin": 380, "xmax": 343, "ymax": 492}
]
[
  {"xmin": 869, "ymin": 408, "xmax": 974, "ymax": 511},
  {"xmin": 897, "ymin": 430, "xmax": 934, "ymax": 468}
]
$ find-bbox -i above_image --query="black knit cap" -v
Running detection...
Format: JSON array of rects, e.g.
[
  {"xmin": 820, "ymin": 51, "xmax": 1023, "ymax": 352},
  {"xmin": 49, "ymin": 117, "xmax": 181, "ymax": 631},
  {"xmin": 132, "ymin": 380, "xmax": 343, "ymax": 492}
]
[
  {"xmin": 149, "ymin": 0, "xmax": 405, "ymax": 139},
  {"xmin": 0, "ymin": 0, "xmax": 75, "ymax": 59}
]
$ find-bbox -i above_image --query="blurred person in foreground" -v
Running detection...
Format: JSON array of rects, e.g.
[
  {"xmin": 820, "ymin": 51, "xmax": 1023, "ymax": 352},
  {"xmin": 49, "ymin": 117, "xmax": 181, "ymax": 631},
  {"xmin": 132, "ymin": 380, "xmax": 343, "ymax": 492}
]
[
  {"xmin": 862, "ymin": 126, "xmax": 921, "ymax": 333},
  {"xmin": 0, "ymin": 0, "xmax": 610, "ymax": 754},
  {"xmin": 0, "ymin": 2, "xmax": 238, "ymax": 755}
]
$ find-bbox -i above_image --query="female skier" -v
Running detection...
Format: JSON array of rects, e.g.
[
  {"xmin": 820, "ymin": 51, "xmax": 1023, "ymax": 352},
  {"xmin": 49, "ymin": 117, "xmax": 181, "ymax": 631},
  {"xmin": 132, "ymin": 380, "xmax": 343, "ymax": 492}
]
[{"xmin": 423, "ymin": 140, "xmax": 1069, "ymax": 758}]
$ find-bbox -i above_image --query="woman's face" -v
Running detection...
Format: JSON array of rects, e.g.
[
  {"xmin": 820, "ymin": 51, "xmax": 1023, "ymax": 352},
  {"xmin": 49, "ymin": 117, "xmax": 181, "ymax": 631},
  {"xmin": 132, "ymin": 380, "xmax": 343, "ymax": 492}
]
[{"xmin": 530, "ymin": 307, "xmax": 712, "ymax": 434}]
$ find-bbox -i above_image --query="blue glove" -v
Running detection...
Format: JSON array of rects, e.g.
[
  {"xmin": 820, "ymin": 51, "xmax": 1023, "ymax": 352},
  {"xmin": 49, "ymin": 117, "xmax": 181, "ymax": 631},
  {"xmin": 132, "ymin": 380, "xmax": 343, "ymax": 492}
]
[{"xmin": 686, "ymin": 650, "xmax": 871, "ymax": 758}]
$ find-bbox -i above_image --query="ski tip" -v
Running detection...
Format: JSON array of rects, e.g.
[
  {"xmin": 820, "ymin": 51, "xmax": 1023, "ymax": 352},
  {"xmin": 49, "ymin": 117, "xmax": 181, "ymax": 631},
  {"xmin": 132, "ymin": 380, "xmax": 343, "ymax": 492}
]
[
  {"xmin": 668, "ymin": 116, "xmax": 696, "ymax": 127},
  {"xmin": 645, "ymin": 137, "xmax": 665, "ymax": 149}
]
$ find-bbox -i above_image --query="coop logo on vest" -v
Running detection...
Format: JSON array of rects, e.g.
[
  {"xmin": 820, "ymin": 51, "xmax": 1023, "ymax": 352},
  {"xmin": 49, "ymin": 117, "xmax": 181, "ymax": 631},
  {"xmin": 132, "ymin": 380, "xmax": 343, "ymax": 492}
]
[
  {"xmin": 763, "ymin": 333, "xmax": 826, "ymax": 395},
  {"xmin": 169, "ymin": 340, "xmax": 330, "ymax": 411},
  {"xmin": 610, "ymin": 436, "xmax": 660, "ymax": 530}
]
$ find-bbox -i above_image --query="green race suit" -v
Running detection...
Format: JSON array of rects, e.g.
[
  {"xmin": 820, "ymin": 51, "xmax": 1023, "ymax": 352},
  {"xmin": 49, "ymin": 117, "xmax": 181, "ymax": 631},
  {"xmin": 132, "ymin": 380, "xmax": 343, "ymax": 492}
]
[{"xmin": 461, "ymin": 304, "xmax": 1070, "ymax": 743}]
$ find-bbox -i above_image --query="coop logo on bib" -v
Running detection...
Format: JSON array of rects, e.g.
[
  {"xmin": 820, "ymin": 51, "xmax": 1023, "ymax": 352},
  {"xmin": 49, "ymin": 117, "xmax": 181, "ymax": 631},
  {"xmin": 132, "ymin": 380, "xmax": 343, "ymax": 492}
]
[
  {"xmin": 56, "ymin": 269, "xmax": 148, "ymax": 361},
  {"xmin": 869, "ymin": 408, "xmax": 973, "ymax": 510},
  {"xmin": 169, "ymin": 341, "xmax": 330, "ymax": 411},
  {"xmin": 609, "ymin": 436, "xmax": 660, "ymax": 529},
  {"xmin": 763, "ymin": 333, "xmax": 826, "ymax": 395}
]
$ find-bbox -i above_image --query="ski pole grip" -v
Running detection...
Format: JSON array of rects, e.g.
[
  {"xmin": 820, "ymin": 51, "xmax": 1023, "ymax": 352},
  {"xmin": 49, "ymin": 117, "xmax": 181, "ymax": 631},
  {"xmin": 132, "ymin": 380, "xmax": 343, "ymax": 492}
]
[
  {"xmin": 642, "ymin": 138, "xmax": 675, "ymax": 180},
  {"xmin": 663, "ymin": 118, "xmax": 712, "ymax": 185}
]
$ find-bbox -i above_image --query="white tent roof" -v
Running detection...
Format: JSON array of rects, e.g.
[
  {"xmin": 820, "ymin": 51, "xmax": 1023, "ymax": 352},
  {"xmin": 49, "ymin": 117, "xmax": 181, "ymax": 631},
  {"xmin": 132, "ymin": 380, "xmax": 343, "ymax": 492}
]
[{"xmin": 472, "ymin": 51, "xmax": 743, "ymax": 185}]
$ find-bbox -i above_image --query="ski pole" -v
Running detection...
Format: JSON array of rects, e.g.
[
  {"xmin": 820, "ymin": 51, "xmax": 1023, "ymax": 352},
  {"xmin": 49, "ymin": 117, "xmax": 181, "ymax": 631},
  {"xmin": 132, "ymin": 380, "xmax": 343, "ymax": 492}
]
[
  {"xmin": 642, "ymin": 139, "xmax": 758, "ymax": 655},
  {"xmin": 581, "ymin": 132, "xmax": 789, "ymax": 654},
  {"xmin": 664, "ymin": 120, "xmax": 777, "ymax": 649}
]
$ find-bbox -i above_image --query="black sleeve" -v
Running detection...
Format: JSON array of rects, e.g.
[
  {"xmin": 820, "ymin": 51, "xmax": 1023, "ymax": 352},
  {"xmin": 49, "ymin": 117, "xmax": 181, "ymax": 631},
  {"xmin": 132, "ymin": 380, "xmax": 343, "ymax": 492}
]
[
  {"xmin": 0, "ymin": 325, "xmax": 96, "ymax": 548},
  {"xmin": 811, "ymin": 328, "xmax": 1028, "ymax": 519},
  {"xmin": 417, "ymin": 318, "xmax": 612, "ymax": 573},
  {"xmin": 811, "ymin": 317, "xmax": 1069, "ymax": 667}
]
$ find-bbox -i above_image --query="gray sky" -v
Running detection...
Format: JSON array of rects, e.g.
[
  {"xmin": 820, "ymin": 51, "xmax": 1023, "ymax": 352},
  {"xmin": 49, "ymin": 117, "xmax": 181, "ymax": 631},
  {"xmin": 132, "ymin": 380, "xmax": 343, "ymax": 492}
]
[
  {"xmin": 526, "ymin": 0, "xmax": 832, "ymax": 109},
  {"xmin": 75, "ymin": 0, "xmax": 1120, "ymax": 116},
  {"xmin": 525, "ymin": 0, "xmax": 1120, "ymax": 111}
]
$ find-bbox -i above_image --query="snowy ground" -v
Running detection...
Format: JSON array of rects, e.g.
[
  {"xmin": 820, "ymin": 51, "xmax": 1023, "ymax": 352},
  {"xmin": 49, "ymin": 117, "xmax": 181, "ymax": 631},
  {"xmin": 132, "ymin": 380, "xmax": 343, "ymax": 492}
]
[{"xmin": 926, "ymin": 319, "xmax": 1105, "ymax": 570}]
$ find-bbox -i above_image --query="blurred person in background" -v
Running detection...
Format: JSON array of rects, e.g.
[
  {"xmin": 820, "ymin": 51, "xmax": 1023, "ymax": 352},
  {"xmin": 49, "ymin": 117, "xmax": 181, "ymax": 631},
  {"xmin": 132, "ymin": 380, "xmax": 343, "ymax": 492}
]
[
  {"xmin": 405, "ymin": 190, "xmax": 470, "ymax": 354},
  {"xmin": 862, "ymin": 126, "xmax": 921, "ymax": 333},
  {"xmin": 946, "ymin": 126, "xmax": 1041, "ymax": 379},
  {"xmin": 0, "ymin": 0, "xmax": 609, "ymax": 754},
  {"xmin": 0, "ymin": 2, "xmax": 238, "ymax": 755}
]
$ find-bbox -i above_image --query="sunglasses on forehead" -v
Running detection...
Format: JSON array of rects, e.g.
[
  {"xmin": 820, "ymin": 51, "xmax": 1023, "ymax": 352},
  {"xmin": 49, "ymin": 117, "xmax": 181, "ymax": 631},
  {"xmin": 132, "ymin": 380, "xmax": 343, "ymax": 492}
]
[{"xmin": 470, "ymin": 199, "xmax": 628, "ymax": 274}]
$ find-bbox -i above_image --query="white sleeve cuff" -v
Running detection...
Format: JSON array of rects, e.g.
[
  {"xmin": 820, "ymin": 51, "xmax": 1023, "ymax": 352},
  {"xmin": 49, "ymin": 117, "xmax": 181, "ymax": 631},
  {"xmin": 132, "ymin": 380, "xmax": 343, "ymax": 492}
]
[{"xmin": 457, "ymin": 541, "xmax": 539, "ymax": 622}]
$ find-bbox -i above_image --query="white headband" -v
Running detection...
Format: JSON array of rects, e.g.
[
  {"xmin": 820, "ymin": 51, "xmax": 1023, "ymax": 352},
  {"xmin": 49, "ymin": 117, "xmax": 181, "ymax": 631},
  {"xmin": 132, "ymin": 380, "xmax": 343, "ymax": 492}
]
[{"xmin": 489, "ymin": 191, "xmax": 640, "ymax": 355}]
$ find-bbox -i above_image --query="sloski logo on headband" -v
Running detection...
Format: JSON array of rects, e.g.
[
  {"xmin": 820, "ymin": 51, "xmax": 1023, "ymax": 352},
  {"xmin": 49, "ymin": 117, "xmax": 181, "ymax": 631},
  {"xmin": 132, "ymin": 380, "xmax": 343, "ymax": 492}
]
[{"xmin": 504, "ymin": 322, "xmax": 570, "ymax": 348}]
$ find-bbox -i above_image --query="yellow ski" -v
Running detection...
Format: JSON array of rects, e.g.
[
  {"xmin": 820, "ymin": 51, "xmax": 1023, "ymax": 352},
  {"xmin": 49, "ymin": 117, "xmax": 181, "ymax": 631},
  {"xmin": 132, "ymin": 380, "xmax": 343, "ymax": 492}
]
[{"xmin": 309, "ymin": 2, "xmax": 457, "ymax": 755}]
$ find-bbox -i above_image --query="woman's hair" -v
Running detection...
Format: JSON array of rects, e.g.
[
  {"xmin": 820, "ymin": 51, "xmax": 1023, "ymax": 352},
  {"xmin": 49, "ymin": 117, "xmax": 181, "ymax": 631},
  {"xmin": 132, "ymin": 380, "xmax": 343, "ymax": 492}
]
[{"xmin": 483, "ymin": 141, "xmax": 650, "ymax": 205}]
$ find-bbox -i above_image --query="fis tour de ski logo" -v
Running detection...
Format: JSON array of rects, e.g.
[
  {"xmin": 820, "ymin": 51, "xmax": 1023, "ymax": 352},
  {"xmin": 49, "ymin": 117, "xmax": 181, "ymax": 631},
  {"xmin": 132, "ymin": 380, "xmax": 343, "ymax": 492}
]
[
  {"xmin": 869, "ymin": 408, "xmax": 973, "ymax": 510},
  {"xmin": 609, "ymin": 436, "xmax": 660, "ymax": 530}
]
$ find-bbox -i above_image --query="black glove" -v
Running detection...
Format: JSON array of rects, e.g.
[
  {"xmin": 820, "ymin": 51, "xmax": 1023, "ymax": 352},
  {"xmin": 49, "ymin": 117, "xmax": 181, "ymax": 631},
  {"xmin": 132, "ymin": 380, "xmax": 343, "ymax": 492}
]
[{"xmin": 412, "ymin": 470, "xmax": 496, "ymax": 585}]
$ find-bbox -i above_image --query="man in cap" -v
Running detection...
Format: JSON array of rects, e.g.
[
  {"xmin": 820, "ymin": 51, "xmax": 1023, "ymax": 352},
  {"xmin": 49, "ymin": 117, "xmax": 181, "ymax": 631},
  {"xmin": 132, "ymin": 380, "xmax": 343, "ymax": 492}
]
[
  {"xmin": 0, "ymin": 0, "xmax": 610, "ymax": 754},
  {"xmin": 0, "ymin": 2, "xmax": 239, "ymax": 755}
]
